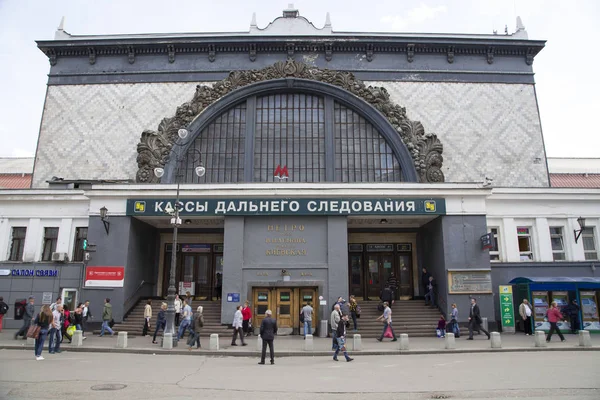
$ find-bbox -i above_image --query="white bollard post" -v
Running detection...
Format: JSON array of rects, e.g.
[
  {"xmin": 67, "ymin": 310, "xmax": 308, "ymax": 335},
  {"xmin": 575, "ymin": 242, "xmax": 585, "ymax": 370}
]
[
  {"xmin": 534, "ymin": 330, "xmax": 547, "ymax": 347},
  {"xmin": 72, "ymin": 330, "xmax": 83, "ymax": 347},
  {"xmin": 256, "ymin": 334, "xmax": 263, "ymax": 351},
  {"xmin": 578, "ymin": 330, "xmax": 592, "ymax": 348},
  {"xmin": 444, "ymin": 332, "xmax": 456, "ymax": 349},
  {"xmin": 352, "ymin": 334, "xmax": 362, "ymax": 351},
  {"xmin": 304, "ymin": 334, "xmax": 314, "ymax": 351},
  {"xmin": 209, "ymin": 334, "xmax": 219, "ymax": 350},
  {"xmin": 319, "ymin": 320, "xmax": 328, "ymax": 338},
  {"xmin": 117, "ymin": 332, "xmax": 127, "ymax": 348},
  {"xmin": 481, "ymin": 317, "xmax": 489, "ymax": 332},
  {"xmin": 399, "ymin": 333, "xmax": 409, "ymax": 350},
  {"xmin": 162, "ymin": 333, "xmax": 173, "ymax": 349},
  {"xmin": 490, "ymin": 332, "xmax": 501, "ymax": 348}
]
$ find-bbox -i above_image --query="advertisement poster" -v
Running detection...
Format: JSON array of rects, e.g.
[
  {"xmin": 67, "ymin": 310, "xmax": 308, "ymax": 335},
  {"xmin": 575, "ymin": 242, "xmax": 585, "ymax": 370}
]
[
  {"xmin": 532, "ymin": 291, "xmax": 550, "ymax": 331},
  {"xmin": 499, "ymin": 285, "xmax": 515, "ymax": 332},
  {"xmin": 84, "ymin": 266, "xmax": 124, "ymax": 287},
  {"xmin": 581, "ymin": 291, "xmax": 600, "ymax": 331}
]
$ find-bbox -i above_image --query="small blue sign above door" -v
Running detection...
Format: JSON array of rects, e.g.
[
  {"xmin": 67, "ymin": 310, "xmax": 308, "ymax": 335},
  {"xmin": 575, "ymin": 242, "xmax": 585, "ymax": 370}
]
[{"xmin": 227, "ymin": 293, "xmax": 240, "ymax": 302}]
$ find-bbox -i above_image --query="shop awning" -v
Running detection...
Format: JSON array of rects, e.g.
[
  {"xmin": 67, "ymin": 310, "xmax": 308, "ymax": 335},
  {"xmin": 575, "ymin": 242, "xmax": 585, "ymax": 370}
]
[{"xmin": 509, "ymin": 276, "xmax": 600, "ymax": 290}]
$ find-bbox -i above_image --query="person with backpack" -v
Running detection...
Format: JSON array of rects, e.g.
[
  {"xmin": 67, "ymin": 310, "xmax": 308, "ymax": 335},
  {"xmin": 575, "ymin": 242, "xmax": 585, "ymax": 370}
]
[
  {"xmin": 0, "ymin": 296, "xmax": 8, "ymax": 332},
  {"xmin": 187, "ymin": 305, "xmax": 204, "ymax": 350},
  {"xmin": 152, "ymin": 302, "xmax": 167, "ymax": 344},
  {"xmin": 15, "ymin": 296, "xmax": 35, "ymax": 340}
]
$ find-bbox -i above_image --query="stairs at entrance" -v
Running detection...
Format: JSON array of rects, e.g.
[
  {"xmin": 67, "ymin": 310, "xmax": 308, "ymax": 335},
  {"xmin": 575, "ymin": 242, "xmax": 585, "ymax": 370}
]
[
  {"xmin": 94, "ymin": 299, "xmax": 231, "ymax": 337},
  {"xmin": 352, "ymin": 300, "xmax": 441, "ymax": 338}
]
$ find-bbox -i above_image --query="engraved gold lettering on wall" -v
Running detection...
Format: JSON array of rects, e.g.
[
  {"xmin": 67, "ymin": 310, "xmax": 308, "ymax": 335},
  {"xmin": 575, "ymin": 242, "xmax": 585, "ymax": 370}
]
[
  {"xmin": 257, "ymin": 272, "xmax": 269, "ymax": 276},
  {"xmin": 265, "ymin": 224, "xmax": 308, "ymax": 256},
  {"xmin": 300, "ymin": 272, "xmax": 313, "ymax": 276}
]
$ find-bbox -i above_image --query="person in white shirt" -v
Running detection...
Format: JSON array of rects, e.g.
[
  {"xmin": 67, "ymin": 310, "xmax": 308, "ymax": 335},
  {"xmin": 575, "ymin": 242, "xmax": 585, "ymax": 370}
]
[
  {"xmin": 82, "ymin": 300, "xmax": 92, "ymax": 338},
  {"xmin": 174, "ymin": 295, "xmax": 182, "ymax": 326},
  {"xmin": 519, "ymin": 299, "xmax": 533, "ymax": 335},
  {"xmin": 231, "ymin": 305, "xmax": 247, "ymax": 346},
  {"xmin": 49, "ymin": 305, "xmax": 63, "ymax": 354}
]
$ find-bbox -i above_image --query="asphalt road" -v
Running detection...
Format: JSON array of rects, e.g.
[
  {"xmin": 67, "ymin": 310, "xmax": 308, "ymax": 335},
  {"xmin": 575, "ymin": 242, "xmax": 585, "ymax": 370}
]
[{"xmin": 0, "ymin": 349, "xmax": 598, "ymax": 399}]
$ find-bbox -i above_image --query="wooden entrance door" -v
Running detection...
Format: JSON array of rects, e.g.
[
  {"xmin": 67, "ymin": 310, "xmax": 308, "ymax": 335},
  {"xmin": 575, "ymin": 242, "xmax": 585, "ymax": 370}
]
[
  {"xmin": 276, "ymin": 288, "xmax": 293, "ymax": 329},
  {"xmin": 253, "ymin": 288, "xmax": 271, "ymax": 330},
  {"xmin": 366, "ymin": 253, "xmax": 394, "ymax": 300},
  {"xmin": 348, "ymin": 254, "xmax": 364, "ymax": 298},
  {"xmin": 252, "ymin": 287, "xmax": 318, "ymax": 334},
  {"xmin": 397, "ymin": 252, "xmax": 413, "ymax": 299},
  {"xmin": 299, "ymin": 288, "xmax": 318, "ymax": 332}
]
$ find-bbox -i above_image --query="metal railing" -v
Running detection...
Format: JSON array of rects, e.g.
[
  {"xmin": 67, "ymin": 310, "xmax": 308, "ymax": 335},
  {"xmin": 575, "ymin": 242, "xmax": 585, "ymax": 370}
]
[{"xmin": 123, "ymin": 280, "xmax": 153, "ymax": 319}]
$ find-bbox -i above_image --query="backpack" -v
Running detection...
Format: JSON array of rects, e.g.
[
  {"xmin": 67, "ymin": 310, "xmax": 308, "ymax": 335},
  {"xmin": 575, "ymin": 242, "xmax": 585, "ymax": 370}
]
[
  {"xmin": 0, "ymin": 302, "xmax": 8, "ymax": 315},
  {"xmin": 356, "ymin": 305, "xmax": 361, "ymax": 316},
  {"xmin": 299, "ymin": 310, "xmax": 305, "ymax": 323}
]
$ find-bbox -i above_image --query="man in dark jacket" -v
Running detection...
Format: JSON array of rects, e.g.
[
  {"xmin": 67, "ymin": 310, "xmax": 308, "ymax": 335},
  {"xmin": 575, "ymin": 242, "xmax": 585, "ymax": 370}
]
[
  {"xmin": 15, "ymin": 296, "xmax": 35, "ymax": 339},
  {"xmin": 563, "ymin": 300, "xmax": 580, "ymax": 334},
  {"xmin": 380, "ymin": 286, "xmax": 394, "ymax": 305},
  {"xmin": 467, "ymin": 298, "xmax": 490, "ymax": 340},
  {"xmin": 421, "ymin": 268, "xmax": 431, "ymax": 296},
  {"xmin": 0, "ymin": 296, "xmax": 8, "ymax": 332},
  {"xmin": 258, "ymin": 310, "xmax": 278, "ymax": 365}
]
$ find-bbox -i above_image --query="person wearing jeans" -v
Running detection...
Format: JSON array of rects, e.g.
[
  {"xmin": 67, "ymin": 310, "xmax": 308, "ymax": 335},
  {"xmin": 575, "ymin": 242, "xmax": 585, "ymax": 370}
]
[
  {"xmin": 49, "ymin": 305, "xmax": 63, "ymax": 354},
  {"xmin": 177, "ymin": 300, "xmax": 192, "ymax": 340},
  {"xmin": 99, "ymin": 298, "xmax": 114, "ymax": 337},
  {"xmin": 376, "ymin": 302, "xmax": 397, "ymax": 342},
  {"xmin": 301, "ymin": 302, "xmax": 313, "ymax": 337},
  {"xmin": 546, "ymin": 301, "xmax": 566, "ymax": 343},
  {"xmin": 33, "ymin": 305, "xmax": 53, "ymax": 360},
  {"xmin": 424, "ymin": 276, "xmax": 435, "ymax": 307}
]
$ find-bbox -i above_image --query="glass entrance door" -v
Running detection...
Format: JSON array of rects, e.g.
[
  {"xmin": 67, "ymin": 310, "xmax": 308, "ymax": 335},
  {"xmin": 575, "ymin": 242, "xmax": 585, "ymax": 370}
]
[
  {"xmin": 397, "ymin": 253, "xmax": 412, "ymax": 299},
  {"xmin": 366, "ymin": 253, "xmax": 394, "ymax": 300},
  {"xmin": 349, "ymin": 254, "xmax": 363, "ymax": 298},
  {"xmin": 277, "ymin": 288, "xmax": 293, "ymax": 329}
]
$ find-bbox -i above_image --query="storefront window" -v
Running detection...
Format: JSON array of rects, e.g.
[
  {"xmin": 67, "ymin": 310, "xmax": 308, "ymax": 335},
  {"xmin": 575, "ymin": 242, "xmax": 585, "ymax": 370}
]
[
  {"xmin": 583, "ymin": 227, "xmax": 598, "ymax": 260},
  {"xmin": 549, "ymin": 227, "xmax": 565, "ymax": 261},
  {"xmin": 517, "ymin": 227, "xmax": 534, "ymax": 261}
]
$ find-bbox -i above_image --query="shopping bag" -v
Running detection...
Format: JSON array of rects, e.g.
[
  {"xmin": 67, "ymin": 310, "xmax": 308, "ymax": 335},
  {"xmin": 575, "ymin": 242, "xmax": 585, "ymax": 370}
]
[
  {"xmin": 26, "ymin": 325, "xmax": 40, "ymax": 339},
  {"xmin": 436, "ymin": 328, "xmax": 442, "ymax": 338},
  {"xmin": 383, "ymin": 326, "xmax": 393, "ymax": 338},
  {"xmin": 66, "ymin": 325, "xmax": 76, "ymax": 336}
]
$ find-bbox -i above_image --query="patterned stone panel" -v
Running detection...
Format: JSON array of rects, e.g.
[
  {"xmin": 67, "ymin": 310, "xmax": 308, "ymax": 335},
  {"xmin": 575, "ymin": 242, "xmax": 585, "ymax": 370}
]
[
  {"xmin": 365, "ymin": 81, "xmax": 549, "ymax": 187},
  {"xmin": 32, "ymin": 83, "xmax": 207, "ymax": 187}
]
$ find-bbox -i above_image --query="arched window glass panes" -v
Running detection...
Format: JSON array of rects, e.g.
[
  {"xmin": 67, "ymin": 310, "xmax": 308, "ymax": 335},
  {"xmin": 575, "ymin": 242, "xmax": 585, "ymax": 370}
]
[
  {"xmin": 334, "ymin": 102, "xmax": 402, "ymax": 182},
  {"xmin": 254, "ymin": 94, "xmax": 326, "ymax": 182},
  {"xmin": 179, "ymin": 102, "xmax": 246, "ymax": 183}
]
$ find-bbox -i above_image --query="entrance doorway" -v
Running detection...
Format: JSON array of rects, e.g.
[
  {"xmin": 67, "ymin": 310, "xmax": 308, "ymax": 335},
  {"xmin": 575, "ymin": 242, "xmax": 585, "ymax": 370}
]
[
  {"xmin": 348, "ymin": 243, "xmax": 413, "ymax": 301},
  {"xmin": 252, "ymin": 287, "xmax": 318, "ymax": 334},
  {"xmin": 163, "ymin": 244, "xmax": 223, "ymax": 300}
]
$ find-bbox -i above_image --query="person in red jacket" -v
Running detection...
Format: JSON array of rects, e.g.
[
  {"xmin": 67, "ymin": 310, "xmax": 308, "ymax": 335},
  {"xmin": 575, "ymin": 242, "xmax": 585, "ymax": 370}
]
[
  {"xmin": 546, "ymin": 301, "xmax": 566, "ymax": 343},
  {"xmin": 242, "ymin": 301, "xmax": 252, "ymax": 337}
]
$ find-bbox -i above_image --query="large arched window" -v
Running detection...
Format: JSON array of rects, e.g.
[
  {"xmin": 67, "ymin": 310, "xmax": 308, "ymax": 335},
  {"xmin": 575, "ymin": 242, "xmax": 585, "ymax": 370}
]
[{"xmin": 177, "ymin": 92, "xmax": 403, "ymax": 183}]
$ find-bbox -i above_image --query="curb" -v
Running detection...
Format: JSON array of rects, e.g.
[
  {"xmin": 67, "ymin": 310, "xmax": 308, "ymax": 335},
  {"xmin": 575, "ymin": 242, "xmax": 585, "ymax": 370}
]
[{"xmin": 1, "ymin": 344, "xmax": 598, "ymax": 357}]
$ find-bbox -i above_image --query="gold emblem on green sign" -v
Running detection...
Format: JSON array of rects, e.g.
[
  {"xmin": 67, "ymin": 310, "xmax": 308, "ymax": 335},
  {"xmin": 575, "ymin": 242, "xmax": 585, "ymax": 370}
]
[
  {"xmin": 424, "ymin": 200, "xmax": 436, "ymax": 212},
  {"xmin": 134, "ymin": 201, "xmax": 146, "ymax": 212}
]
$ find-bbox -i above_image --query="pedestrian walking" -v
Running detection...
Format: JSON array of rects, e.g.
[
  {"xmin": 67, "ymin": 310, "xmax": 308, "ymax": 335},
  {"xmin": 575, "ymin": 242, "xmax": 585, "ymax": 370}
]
[
  {"xmin": 61, "ymin": 306, "xmax": 72, "ymax": 343},
  {"xmin": 424, "ymin": 276, "xmax": 436, "ymax": 307},
  {"xmin": 152, "ymin": 302, "xmax": 167, "ymax": 344},
  {"xmin": 467, "ymin": 298, "xmax": 490, "ymax": 340},
  {"xmin": 242, "ymin": 301, "xmax": 252, "ymax": 337},
  {"xmin": 333, "ymin": 314, "xmax": 354, "ymax": 362},
  {"xmin": 99, "ymin": 298, "xmax": 115, "ymax": 337},
  {"xmin": 185, "ymin": 291, "xmax": 193, "ymax": 308},
  {"xmin": 33, "ymin": 304, "xmax": 53, "ymax": 361},
  {"xmin": 546, "ymin": 301, "xmax": 566, "ymax": 343},
  {"xmin": 519, "ymin": 299, "xmax": 533, "ymax": 335},
  {"xmin": 436, "ymin": 314, "xmax": 446, "ymax": 337},
  {"xmin": 380, "ymin": 285, "xmax": 394, "ymax": 308},
  {"xmin": 73, "ymin": 304, "xmax": 84, "ymax": 334},
  {"xmin": 301, "ymin": 301, "xmax": 313, "ymax": 337},
  {"xmin": 421, "ymin": 267, "xmax": 431, "ymax": 296},
  {"xmin": 258, "ymin": 309, "xmax": 277, "ymax": 365},
  {"xmin": 349, "ymin": 296, "xmax": 360, "ymax": 331},
  {"xmin": 386, "ymin": 272, "xmax": 398, "ymax": 300},
  {"xmin": 177, "ymin": 300, "xmax": 192, "ymax": 340},
  {"xmin": 174, "ymin": 294, "xmax": 182, "ymax": 326},
  {"xmin": 0, "ymin": 296, "xmax": 9, "ymax": 332},
  {"xmin": 376, "ymin": 301, "xmax": 397, "ymax": 342},
  {"xmin": 49, "ymin": 304, "xmax": 63, "ymax": 354},
  {"xmin": 231, "ymin": 305, "xmax": 247, "ymax": 346},
  {"xmin": 563, "ymin": 300, "xmax": 580, "ymax": 334},
  {"xmin": 50, "ymin": 297, "xmax": 62, "ymax": 312},
  {"xmin": 449, "ymin": 303, "xmax": 460, "ymax": 338},
  {"xmin": 330, "ymin": 304, "xmax": 341, "ymax": 350},
  {"xmin": 15, "ymin": 296, "xmax": 35, "ymax": 340},
  {"xmin": 143, "ymin": 299, "xmax": 152, "ymax": 337},
  {"xmin": 82, "ymin": 300, "xmax": 93, "ymax": 337},
  {"xmin": 188, "ymin": 305, "xmax": 204, "ymax": 350}
]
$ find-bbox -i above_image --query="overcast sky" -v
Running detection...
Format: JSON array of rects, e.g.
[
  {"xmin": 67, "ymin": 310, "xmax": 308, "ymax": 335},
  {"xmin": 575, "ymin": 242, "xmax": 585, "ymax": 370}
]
[{"xmin": 0, "ymin": 0, "xmax": 598, "ymax": 158}]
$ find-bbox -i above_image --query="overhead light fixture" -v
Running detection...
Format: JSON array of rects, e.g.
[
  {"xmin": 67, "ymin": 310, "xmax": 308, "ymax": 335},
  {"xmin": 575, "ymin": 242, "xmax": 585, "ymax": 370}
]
[
  {"xmin": 100, "ymin": 206, "xmax": 110, "ymax": 235},
  {"xmin": 184, "ymin": 219, "xmax": 192, "ymax": 225},
  {"xmin": 380, "ymin": 219, "xmax": 388, "ymax": 224},
  {"xmin": 574, "ymin": 216, "xmax": 586, "ymax": 243}
]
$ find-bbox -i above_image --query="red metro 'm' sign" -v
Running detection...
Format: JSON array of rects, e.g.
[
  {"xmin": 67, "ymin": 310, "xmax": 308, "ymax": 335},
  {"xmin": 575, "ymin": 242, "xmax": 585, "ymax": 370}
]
[
  {"xmin": 274, "ymin": 165, "xmax": 289, "ymax": 180},
  {"xmin": 84, "ymin": 266, "xmax": 125, "ymax": 288}
]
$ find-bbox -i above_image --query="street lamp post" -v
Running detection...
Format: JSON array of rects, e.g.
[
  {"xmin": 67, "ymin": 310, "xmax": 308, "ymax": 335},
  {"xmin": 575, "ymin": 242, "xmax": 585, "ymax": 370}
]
[{"xmin": 154, "ymin": 128, "xmax": 205, "ymax": 348}]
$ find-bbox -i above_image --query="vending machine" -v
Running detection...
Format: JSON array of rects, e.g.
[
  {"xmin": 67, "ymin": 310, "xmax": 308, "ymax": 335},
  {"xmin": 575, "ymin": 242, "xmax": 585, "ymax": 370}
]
[
  {"xmin": 552, "ymin": 291, "xmax": 570, "ymax": 332},
  {"xmin": 532, "ymin": 291, "xmax": 550, "ymax": 331},
  {"xmin": 580, "ymin": 291, "xmax": 600, "ymax": 331}
]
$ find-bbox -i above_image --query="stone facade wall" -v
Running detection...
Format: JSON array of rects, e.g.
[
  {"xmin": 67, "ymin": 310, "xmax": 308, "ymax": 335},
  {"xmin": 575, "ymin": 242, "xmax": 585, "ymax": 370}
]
[{"xmin": 32, "ymin": 80, "xmax": 549, "ymax": 188}]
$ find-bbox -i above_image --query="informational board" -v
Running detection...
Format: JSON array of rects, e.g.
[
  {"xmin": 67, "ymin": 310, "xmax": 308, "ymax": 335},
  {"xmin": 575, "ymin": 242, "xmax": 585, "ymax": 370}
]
[
  {"xmin": 448, "ymin": 270, "xmax": 492, "ymax": 294},
  {"xmin": 42, "ymin": 292, "xmax": 53, "ymax": 305},
  {"xmin": 84, "ymin": 266, "xmax": 124, "ymax": 288},
  {"xmin": 227, "ymin": 293, "xmax": 240, "ymax": 303},
  {"xmin": 499, "ymin": 285, "xmax": 515, "ymax": 332}
]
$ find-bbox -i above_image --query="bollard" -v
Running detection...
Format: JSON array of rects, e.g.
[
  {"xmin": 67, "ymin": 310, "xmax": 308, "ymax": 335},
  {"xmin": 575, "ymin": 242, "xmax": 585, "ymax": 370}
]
[
  {"xmin": 72, "ymin": 330, "xmax": 83, "ymax": 347},
  {"xmin": 579, "ymin": 330, "xmax": 592, "ymax": 348},
  {"xmin": 481, "ymin": 317, "xmax": 489, "ymax": 333},
  {"xmin": 162, "ymin": 333, "xmax": 173, "ymax": 349},
  {"xmin": 26, "ymin": 337, "xmax": 35, "ymax": 346},
  {"xmin": 352, "ymin": 334, "xmax": 362, "ymax": 351},
  {"xmin": 444, "ymin": 332, "xmax": 456, "ymax": 349},
  {"xmin": 399, "ymin": 333, "xmax": 409, "ymax": 350},
  {"xmin": 117, "ymin": 332, "xmax": 127, "ymax": 348},
  {"xmin": 256, "ymin": 334, "xmax": 263, "ymax": 351},
  {"xmin": 490, "ymin": 332, "xmax": 501, "ymax": 348},
  {"xmin": 304, "ymin": 334, "xmax": 314, "ymax": 351},
  {"xmin": 319, "ymin": 320, "xmax": 328, "ymax": 338},
  {"xmin": 534, "ymin": 330, "xmax": 547, "ymax": 347},
  {"xmin": 209, "ymin": 334, "xmax": 219, "ymax": 350}
]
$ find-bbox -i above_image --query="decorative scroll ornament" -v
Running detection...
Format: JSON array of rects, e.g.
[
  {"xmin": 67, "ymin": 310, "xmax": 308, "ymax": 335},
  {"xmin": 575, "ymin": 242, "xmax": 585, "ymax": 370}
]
[{"xmin": 136, "ymin": 59, "xmax": 445, "ymax": 183}]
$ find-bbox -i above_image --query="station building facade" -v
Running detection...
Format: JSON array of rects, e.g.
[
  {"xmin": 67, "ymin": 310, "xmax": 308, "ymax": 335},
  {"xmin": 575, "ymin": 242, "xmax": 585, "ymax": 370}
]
[{"xmin": 1, "ymin": 7, "xmax": 599, "ymax": 333}]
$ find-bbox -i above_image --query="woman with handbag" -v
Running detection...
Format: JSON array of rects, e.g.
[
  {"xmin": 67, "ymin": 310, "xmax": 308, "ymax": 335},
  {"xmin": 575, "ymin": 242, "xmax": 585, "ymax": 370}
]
[{"xmin": 32, "ymin": 305, "xmax": 53, "ymax": 361}]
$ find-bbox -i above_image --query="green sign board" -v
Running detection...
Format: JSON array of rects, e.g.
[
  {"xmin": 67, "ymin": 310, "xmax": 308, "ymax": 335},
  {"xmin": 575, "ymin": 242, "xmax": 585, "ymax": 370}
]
[
  {"xmin": 499, "ymin": 285, "xmax": 515, "ymax": 328},
  {"xmin": 126, "ymin": 197, "xmax": 446, "ymax": 217}
]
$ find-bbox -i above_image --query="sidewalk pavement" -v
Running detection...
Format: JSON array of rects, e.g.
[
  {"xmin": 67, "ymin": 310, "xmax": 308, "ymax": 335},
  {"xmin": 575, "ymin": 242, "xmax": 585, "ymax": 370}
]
[{"xmin": 1, "ymin": 329, "xmax": 598, "ymax": 357}]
